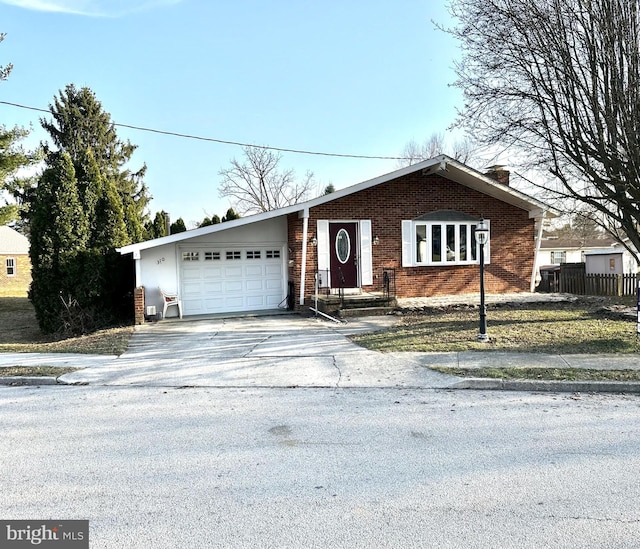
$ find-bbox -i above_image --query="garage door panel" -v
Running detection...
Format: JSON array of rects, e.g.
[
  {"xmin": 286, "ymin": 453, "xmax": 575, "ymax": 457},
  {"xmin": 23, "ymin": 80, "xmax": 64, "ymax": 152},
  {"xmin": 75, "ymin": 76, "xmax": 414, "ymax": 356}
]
[
  {"xmin": 204, "ymin": 297, "xmax": 225, "ymax": 309},
  {"xmin": 265, "ymin": 265, "xmax": 282, "ymax": 275},
  {"xmin": 245, "ymin": 265, "xmax": 263, "ymax": 276},
  {"xmin": 225, "ymin": 296, "xmax": 244, "ymax": 308},
  {"xmin": 246, "ymin": 295, "xmax": 266, "ymax": 307},
  {"xmin": 225, "ymin": 266, "xmax": 243, "ymax": 277},
  {"xmin": 203, "ymin": 267, "xmax": 223, "ymax": 278},
  {"xmin": 183, "ymin": 281, "xmax": 203, "ymax": 295},
  {"xmin": 180, "ymin": 246, "xmax": 285, "ymax": 315},
  {"xmin": 182, "ymin": 267, "xmax": 202, "ymax": 281},
  {"xmin": 203, "ymin": 281, "xmax": 223, "ymax": 293},
  {"xmin": 225, "ymin": 280, "xmax": 243, "ymax": 292},
  {"xmin": 246, "ymin": 279, "xmax": 264, "ymax": 291},
  {"xmin": 266, "ymin": 295, "xmax": 283, "ymax": 306},
  {"xmin": 183, "ymin": 299, "xmax": 203, "ymax": 313},
  {"xmin": 265, "ymin": 278, "xmax": 282, "ymax": 290}
]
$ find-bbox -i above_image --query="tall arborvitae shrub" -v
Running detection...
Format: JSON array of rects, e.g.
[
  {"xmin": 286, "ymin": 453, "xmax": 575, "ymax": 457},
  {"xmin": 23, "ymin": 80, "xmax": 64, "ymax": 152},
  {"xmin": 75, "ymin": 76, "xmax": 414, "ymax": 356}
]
[{"xmin": 28, "ymin": 85, "xmax": 146, "ymax": 334}]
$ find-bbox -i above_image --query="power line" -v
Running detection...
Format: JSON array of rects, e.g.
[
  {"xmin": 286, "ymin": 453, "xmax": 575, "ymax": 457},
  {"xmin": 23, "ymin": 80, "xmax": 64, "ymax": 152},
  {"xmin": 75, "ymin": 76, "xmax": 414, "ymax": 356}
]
[{"xmin": 0, "ymin": 100, "xmax": 409, "ymax": 161}]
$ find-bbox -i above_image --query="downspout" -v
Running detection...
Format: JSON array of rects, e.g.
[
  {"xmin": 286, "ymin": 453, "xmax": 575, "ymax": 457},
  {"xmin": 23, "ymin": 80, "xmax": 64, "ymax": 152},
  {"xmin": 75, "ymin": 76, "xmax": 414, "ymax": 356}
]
[
  {"xmin": 299, "ymin": 208, "xmax": 309, "ymax": 305},
  {"xmin": 133, "ymin": 249, "xmax": 142, "ymax": 287},
  {"xmin": 530, "ymin": 212, "xmax": 546, "ymax": 292}
]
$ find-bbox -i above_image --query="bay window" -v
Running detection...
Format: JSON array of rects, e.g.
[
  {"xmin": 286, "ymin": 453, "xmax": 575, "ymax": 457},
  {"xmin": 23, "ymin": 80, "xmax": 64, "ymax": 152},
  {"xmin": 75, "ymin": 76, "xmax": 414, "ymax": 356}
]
[{"xmin": 402, "ymin": 214, "xmax": 490, "ymax": 267}]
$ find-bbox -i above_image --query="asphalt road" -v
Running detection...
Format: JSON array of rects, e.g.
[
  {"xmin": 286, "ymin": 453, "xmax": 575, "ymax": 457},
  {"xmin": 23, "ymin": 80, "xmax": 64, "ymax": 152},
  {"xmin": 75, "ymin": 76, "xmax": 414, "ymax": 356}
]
[{"xmin": 2, "ymin": 385, "xmax": 640, "ymax": 548}]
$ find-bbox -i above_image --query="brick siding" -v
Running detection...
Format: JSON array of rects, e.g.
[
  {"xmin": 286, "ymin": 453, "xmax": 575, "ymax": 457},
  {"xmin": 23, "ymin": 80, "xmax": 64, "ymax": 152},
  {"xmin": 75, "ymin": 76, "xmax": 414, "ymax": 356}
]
[
  {"xmin": 288, "ymin": 172, "xmax": 535, "ymax": 303},
  {"xmin": 134, "ymin": 286, "xmax": 145, "ymax": 325},
  {"xmin": 0, "ymin": 254, "xmax": 31, "ymax": 297}
]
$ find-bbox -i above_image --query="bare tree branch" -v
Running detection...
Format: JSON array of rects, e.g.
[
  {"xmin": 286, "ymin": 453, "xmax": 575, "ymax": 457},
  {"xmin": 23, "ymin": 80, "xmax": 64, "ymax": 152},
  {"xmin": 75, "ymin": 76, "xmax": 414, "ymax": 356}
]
[
  {"xmin": 396, "ymin": 132, "xmax": 480, "ymax": 168},
  {"xmin": 218, "ymin": 146, "xmax": 315, "ymax": 214},
  {"xmin": 444, "ymin": 0, "xmax": 640, "ymax": 265}
]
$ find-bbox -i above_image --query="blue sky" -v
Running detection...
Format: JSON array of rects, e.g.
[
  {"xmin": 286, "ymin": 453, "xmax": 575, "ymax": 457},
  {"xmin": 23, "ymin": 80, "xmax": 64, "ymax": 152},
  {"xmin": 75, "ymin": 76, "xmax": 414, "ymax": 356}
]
[{"xmin": 1, "ymin": 0, "xmax": 466, "ymax": 227}]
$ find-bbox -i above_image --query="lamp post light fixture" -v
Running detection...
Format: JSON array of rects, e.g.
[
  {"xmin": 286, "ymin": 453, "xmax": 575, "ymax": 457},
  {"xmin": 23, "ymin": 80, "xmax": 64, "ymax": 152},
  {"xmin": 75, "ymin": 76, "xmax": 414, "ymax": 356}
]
[{"xmin": 475, "ymin": 219, "xmax": 490, "ymax": 342}]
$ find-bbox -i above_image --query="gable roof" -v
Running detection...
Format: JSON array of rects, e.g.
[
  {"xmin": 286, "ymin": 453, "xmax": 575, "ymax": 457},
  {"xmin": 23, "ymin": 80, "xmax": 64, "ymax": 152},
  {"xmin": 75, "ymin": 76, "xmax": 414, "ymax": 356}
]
[
  {"xmin": 119, "ymin": 155, "xmax": 552, "ymax": 255},
  {"xmin": 540, "ymin": 237, "xmax": 618, "ymax": 250},
  {"xmin": 0, "ymin": 226, "xmax": 29, "ymax": 254}
]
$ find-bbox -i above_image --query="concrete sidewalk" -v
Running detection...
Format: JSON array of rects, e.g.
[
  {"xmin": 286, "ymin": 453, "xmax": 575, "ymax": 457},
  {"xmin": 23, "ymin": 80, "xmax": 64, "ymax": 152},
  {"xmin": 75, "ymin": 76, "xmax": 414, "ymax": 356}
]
[{"xmin": 0, "ymin": 351, "xmax": 638, "ymax": 392}]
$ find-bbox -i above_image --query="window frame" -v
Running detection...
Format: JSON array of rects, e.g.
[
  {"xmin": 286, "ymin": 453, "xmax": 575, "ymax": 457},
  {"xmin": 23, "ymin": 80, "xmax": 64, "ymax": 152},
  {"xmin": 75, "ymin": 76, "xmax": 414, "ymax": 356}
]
[
  {"xmin": 181, "ymin": 251, "xmax": 200, "ymax": 262},
  {"xmin": 550, "ymin": 251, "xmax": 566, "ymax": 265},
  {"xmin": 6, "ymin": 257, "xmax": 16, "ymax": 277},
  {"xmin": 404, "ymin": 220, "xmax": 490, "ymax": 267}
]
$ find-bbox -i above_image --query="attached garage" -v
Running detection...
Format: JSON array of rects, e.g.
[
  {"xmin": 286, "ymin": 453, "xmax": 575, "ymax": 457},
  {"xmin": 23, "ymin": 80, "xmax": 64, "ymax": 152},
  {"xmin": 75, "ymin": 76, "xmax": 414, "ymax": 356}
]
[
  {"xmin": 119, "ymin": 215, "xmax": 290, "ymax": 319},
  {"xmin": 179, "ymin": 246, "xmax": 286, "ymax": 315}
]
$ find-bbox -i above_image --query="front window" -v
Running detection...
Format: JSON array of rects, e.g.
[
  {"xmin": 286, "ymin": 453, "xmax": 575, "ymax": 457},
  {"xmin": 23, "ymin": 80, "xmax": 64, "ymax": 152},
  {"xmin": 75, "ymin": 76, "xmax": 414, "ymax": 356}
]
[
  {"xmin": 413, "ymin": 221, "xmax": 487, "ymax": 266},
  {"xmin": 551, "ymin": 251, "xmax": 566, "ymax": 265},
  {"xmin": 6, "ymin": 258, "xmax": 15, "ymax": 276}
]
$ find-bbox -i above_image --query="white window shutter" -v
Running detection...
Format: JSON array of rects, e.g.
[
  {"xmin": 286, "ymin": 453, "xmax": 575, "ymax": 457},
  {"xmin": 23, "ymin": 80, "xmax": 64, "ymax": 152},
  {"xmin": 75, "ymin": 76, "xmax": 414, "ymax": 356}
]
[
  {"xmin": 402, "ymin": 220, "xmax": 413, "ymax": 267},
  {"xmin": 317, "ymin": 220, "xmax": 330, "ymax": 285},
  {"xmin": 360, "ymin": 220, "xmax": 373, "ymax": 286}
]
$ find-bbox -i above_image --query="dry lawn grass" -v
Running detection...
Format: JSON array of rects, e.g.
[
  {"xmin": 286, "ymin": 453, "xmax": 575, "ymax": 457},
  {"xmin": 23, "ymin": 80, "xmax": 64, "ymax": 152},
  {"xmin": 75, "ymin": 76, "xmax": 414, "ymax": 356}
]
[
  {"xmin": 0, "ymin": 296, "xmax": 133, "ymax": 355},
  {"xmin": 352, "ymin": 299, "xmax": 639, "ymax": 354}
]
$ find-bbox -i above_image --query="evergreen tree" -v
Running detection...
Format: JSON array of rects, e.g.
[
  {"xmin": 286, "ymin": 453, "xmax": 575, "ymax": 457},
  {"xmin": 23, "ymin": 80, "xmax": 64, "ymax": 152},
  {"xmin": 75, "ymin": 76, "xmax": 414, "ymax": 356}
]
[
  {"xmin": 323, "ymin": 183, "xmax": 335, "ymax": 195},
  {"xmin": 81, "ymin": 148, "xmax": 128, "ymax": 251},
  {"xmin": 41, "ymin": 84, "xmax": 150, "ymax": 245},
  {"xmin": 149, "ymin": 210, "xmax": 168, "ymax": 239},
  {"xmin": 29, "ymin": 152, "xmax": 88, "ymax": 332},
  {"xmin": 0, "ymin": 32, "xmax": 36, "ymax": 225},
  {"xmin": 199, "ymin": 214, "xmax": 221, "ymax": 228},
  {"xmin": 0, "ymin": 32, "xmax": 13, "ymax": 81},
  {"xmin": 0, "ymin": 126, "xmax": 32, "ymax": 225},
  {"xmin": 28, "ymin": 85, "xmax": 147, "ymax": 334},
  {"xmin": 170, "ymin": 217, "xmax": 187, "ymax": 234},
  {"xmin": 222, "ymin": 208, "xmax": 240, "ymax": 222}
]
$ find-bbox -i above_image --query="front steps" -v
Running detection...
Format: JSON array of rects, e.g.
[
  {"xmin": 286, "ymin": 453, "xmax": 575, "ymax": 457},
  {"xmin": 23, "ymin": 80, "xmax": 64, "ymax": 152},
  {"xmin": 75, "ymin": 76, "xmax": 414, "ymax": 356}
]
[{"xmin": 308, "ymin": 292, "xmax": 397, "ymax": 318}]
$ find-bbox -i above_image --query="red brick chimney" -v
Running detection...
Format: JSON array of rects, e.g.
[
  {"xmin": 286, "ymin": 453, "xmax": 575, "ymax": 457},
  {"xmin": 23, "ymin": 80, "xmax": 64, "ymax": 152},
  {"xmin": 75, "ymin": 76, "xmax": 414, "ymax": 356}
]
[{"xmin": 484, "ymin": 165, "xmax": 510, "ymax": 186}]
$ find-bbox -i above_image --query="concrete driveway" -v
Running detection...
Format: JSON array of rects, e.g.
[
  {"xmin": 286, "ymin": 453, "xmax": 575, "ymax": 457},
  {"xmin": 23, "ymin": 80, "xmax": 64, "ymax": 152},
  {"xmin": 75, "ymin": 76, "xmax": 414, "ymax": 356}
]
[{"xmin": 60, "ymin": 314, "xmax": 458, "ymax": 388}]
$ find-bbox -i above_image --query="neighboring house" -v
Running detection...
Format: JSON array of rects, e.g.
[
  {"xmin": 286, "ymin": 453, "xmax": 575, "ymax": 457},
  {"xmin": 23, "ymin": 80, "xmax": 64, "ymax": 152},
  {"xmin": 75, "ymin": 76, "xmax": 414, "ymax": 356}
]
[
  {"xmin": 0, "ymin": 225, "xmax": 31, "ymax": 297},
  {"xmin": 584, "ymin": 240, "xmax": 638, "ymax": 275},
  {"xmin": 538, "ymin": 237, "xmax": 618, "ymax": 268},
  {"xmin": 118, "ymin": 156, "xmax": 551, "ymax": 322}
]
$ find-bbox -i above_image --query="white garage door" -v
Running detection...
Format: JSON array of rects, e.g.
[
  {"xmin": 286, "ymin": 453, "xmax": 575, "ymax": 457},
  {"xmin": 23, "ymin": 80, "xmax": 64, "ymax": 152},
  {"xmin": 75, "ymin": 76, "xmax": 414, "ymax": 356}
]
[{"xmin": 179, "ymin": 247, "xmax": 286, "ymax": 315}]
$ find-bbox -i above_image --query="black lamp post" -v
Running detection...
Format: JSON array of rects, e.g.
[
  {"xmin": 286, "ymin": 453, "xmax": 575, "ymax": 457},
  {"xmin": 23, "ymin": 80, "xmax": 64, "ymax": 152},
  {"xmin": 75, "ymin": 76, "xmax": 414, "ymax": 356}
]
[{"xmin": 476, "ymin": 219, "xmax": 490, "ymax": 342}]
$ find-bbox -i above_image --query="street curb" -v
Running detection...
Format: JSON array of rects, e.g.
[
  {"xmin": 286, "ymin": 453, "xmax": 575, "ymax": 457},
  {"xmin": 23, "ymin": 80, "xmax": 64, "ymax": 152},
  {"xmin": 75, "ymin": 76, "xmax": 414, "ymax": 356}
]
[
  {"xmin": 0, "ymin": 376, "xmax": 65, "ymax": 386},
  {"xmin": 452, "ymin": 377, "xmax": 640, "ymax": 394}
]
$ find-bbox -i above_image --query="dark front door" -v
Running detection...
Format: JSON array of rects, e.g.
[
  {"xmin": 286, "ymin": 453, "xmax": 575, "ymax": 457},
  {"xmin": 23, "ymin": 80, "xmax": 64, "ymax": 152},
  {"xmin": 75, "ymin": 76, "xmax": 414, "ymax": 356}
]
[{"xmin": 329, "ymin": 222, "xmax": 358, "ymax": 288}]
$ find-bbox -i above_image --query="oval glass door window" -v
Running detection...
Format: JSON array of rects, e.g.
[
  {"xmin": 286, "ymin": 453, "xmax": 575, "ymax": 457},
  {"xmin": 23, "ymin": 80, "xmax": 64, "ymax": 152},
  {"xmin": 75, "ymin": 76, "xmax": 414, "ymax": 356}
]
[{"xmin": 335, "ymin": 228, "xmax": 351, "ymax": 264}]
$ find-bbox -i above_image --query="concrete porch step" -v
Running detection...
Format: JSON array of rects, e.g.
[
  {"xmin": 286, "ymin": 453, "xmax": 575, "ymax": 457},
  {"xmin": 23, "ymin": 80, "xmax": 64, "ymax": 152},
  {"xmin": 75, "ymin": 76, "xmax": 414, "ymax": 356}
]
[
  {"xmin": 308, "ymin": 293, "xmax": 397, "ymax": 317},
  {"xmin": 338, "ymin": 306, "xmax": 396, "ymax": 318}
]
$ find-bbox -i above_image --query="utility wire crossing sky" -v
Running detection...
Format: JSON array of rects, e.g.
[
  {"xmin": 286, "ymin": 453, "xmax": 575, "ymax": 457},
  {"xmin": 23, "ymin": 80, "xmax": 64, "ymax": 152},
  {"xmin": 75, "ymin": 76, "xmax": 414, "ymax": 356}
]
[{"xmin": 1, "ymin": 0, "xmax": 468, "ymax": 226}]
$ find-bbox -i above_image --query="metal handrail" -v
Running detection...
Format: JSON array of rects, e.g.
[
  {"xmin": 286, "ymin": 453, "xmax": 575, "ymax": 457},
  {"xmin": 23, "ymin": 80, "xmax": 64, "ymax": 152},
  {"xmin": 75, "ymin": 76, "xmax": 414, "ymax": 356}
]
[
  {"xmin": 381, "ymin": 268, "xmax": 396, "ymax": 301},
  {"xmin": 337, "ymin": 267, "xmax": 346, "ymax": 307}
]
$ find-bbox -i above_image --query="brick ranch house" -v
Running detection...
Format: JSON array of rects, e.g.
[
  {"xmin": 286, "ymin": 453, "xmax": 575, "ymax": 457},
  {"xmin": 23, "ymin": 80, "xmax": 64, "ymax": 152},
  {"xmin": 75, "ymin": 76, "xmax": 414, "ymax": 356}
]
[
  {"xmin": 0, "ymin": 225, "xmax": 31, "ymax": 297},
  {"xmin": 118, "ymin": 156, "xmax": 551, "ymax": 323}
]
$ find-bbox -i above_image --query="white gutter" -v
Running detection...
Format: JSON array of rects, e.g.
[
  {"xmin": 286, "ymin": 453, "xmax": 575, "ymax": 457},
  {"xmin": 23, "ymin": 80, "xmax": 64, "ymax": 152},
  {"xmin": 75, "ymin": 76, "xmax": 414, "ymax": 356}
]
[
  {"xmin": 299, "ymin": 209, "xmax": 309, "ymax": 305},
  {"xmin": 530, "ymin": 211, "xmax": 546, "ymax": 292}
]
